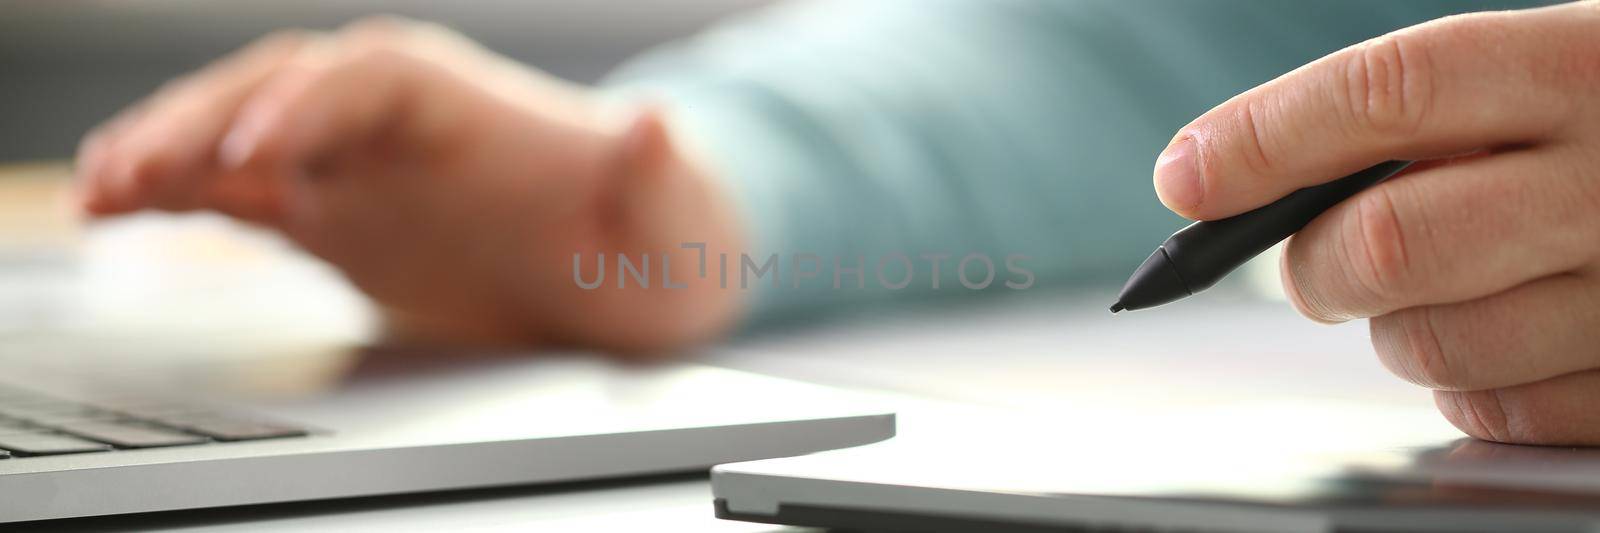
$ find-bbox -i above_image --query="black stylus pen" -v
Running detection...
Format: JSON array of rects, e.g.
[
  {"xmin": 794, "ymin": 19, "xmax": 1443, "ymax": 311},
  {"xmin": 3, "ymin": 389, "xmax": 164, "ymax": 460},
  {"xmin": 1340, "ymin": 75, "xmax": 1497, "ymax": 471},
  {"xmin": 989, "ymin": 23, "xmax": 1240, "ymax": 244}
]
[{"xmin": 1110, "ymin": 160, "xmax": 1414, "ymax": 313}]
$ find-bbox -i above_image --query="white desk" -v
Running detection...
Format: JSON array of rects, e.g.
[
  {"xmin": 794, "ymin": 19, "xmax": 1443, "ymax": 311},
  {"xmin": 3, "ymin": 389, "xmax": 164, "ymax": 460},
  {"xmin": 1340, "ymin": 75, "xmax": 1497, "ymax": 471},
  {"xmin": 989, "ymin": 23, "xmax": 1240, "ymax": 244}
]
[{"xmin": 0, "ymin": 164, "xmax": 1450, "ymax": 531}]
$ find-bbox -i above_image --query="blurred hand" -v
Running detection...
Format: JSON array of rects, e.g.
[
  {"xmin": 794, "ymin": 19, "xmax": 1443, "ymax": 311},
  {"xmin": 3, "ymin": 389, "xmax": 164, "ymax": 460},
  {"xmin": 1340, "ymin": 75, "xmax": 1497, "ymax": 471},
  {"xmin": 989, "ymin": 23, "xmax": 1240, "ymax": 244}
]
[
  {"xmin": 1153, "ymin": 3, "xmax": 1600, "ymax": 444},
  {"xmin": 75, "ymin": 17, "xmax": 746, "ymax": 354}
]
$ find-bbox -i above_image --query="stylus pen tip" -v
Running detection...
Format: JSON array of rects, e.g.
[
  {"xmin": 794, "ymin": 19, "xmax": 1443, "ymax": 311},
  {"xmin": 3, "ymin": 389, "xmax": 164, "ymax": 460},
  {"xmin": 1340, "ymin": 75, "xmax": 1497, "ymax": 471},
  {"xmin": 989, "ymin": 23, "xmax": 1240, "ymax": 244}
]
[{"xmin": 1109, "ymin": 302, "xmax": 1125, "ymax": 314}]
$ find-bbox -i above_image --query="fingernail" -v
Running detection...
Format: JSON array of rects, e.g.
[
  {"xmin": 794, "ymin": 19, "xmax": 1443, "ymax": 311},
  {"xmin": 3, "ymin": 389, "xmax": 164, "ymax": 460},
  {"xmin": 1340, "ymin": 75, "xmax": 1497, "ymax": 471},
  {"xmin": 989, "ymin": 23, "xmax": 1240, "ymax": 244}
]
[
  {"xmin": 219, "ymin": 125, "xmax": 257, "ymax": 169},
  {"xmin": 219, "ymin": 113, "xmax": 269, "ymax": 169},
  {"xmin": 1154, "ymin": 137, "xmax": 1203, "ymax": 212}
]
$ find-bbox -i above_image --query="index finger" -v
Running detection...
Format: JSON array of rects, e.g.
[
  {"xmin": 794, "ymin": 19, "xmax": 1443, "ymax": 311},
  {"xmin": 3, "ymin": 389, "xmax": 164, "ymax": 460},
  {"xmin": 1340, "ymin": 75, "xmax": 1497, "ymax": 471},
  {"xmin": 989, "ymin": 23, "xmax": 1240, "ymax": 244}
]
[
  {"xmin": 1153, "ymin": 5, "xmax": 1591, "ymax": 221},
  {"xmin": 78, "ymin": 30, "xmax": 315, "ymax": 215}
]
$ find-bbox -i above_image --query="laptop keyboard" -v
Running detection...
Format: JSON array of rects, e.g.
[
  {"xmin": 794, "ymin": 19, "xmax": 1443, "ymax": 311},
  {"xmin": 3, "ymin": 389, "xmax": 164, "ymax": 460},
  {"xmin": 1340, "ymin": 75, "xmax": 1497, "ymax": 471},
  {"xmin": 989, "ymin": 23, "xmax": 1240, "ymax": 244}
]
[{"xmin": 0, "ymin": 385, "xmax": 309, "ymax": 458}]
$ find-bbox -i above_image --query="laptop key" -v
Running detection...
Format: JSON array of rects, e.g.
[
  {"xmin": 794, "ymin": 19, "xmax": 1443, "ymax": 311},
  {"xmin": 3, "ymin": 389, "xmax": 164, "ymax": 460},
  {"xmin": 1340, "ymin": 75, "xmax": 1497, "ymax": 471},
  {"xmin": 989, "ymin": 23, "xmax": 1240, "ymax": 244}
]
[
  {"xmin": 0, "ymin": 390, "xmax": 64, "ymax": 406},
  {"xmin": 165, "ymin": 418, "xmax": 307, "ymax": 442},
  {"xmin": 56, "ymin": 422, "xmax": 210, "ymax": 449},
  {"xmin": 11, "ymin": 412, "xmax": 122, "ymax": 427},
  {"xmin": 0, "ymin": 405, "xmax": 119, "ymax": 425},
  {"xmin": 0, "ymin": 433, "xmax": 113, "ymax": 456},
  {"xmin": 0, "ymin": 419, "xmax": 38, "ymax": 435}
]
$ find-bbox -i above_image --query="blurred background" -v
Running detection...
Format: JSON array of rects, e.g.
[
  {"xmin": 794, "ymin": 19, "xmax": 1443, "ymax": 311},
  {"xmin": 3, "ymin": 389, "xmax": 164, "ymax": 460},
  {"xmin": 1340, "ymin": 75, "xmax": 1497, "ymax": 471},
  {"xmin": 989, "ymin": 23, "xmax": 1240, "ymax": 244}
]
[
  {"xmin": 0, "ymin": 0, "xmax": 1413, "ymax": 410},
  {"xmin": 0, "ymin": 0, "xmax": 771, "ymax": 162}
]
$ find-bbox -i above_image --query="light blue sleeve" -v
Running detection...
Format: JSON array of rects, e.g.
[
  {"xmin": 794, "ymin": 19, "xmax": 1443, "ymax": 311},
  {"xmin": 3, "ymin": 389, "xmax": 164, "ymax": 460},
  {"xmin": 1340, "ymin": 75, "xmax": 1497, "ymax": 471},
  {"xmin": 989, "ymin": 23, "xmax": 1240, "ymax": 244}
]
[{"xmin": 603, "ymin": 0, "xmax": 1549, "ymax": 329}]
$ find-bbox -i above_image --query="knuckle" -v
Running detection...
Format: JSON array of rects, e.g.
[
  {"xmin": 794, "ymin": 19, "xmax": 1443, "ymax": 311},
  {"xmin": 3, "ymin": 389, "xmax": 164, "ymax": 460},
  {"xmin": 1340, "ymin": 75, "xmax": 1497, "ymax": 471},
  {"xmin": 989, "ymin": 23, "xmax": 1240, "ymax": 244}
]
[
  {"xmin": 354, "ymin": 45, "xmax": 408, "ymax": 68},
  {"xmin": 1340, "ymin": 188, "xmax": 1414, "ymax": 307},
  {"xmin": 1213, "ymin": 98, "xmax": 1279, "ymax": 180},
  {"xmin": 1188, "ymin": 98, "xmax": 1280, "ymax": 197},
  {"xmin": 1280, "ymin": 242, "xmax": 1344, "ymax": 323},
  {"xmin": 1580, "ymin": 152, "xmax": 1600, "ymax": 219},
  {"xmin": 254, "ymin": 29, "xmax": 316, "ymax": 56},
  {"xmin": 1375, "ymin": 308, "xmax": 1469, "ymax": 390},
  {"xmin": 333, "ymin": 47, "xmax": 413, "ymax": 85},
  {"xmin": 341, "ymin": 15, "xmax": 417, "ymax": 45},
  {"xmin": 1555, "ymin": 7, "xmax": 1600, "ymax": 93},
  {"xmin": 1342, "ymin": 31, "xmax": 1434, "ymax": 138},
  {"xmin": 336, "ymin": 28, "xmax": 416, "ymax": 69}
]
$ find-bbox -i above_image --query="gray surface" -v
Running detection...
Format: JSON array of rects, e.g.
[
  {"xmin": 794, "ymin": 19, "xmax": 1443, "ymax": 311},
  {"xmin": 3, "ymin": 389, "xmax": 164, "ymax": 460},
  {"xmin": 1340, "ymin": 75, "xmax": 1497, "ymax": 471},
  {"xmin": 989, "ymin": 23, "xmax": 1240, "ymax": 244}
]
[
  {"xmin": 3, "ymin": 288, "xmax": 1414, "ymax": 531},
  {"xmin": 0, "ymin": 0, "xmax": 769, "ymax": 161},
  {"xmin": 713, "ymin": 465, "xmax": 1600, "ymax": 533},
  {"xmin": 24, "ymin": 474, "xmax": 808, "ymax": 533},
  {"xmin": 704, "ymin": 294, "xmax": 1600, "ymax": 533}
]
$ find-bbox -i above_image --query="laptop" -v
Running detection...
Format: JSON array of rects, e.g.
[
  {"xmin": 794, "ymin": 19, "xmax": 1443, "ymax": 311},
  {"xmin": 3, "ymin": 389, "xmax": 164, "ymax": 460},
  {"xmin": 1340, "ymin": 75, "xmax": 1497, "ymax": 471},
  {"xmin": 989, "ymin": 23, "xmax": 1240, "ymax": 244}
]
[
  {"xmin": 0, "ymin": 179, "xmax": 893, "ymax": 524},
  {"xmin": 0, "ymin": 344, "xmax": 894, "ymax": 523}
]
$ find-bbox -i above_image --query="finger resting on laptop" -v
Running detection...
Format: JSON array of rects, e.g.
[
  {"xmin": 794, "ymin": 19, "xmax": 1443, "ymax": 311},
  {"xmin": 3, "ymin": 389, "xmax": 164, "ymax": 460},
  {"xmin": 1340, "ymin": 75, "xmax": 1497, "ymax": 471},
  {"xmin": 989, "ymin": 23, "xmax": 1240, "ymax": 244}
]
[
  {"xmin": 1434, "ymin": 368, "xmax": 1600, "ymax": 447},
  {"xmin": 1367, "ymin": 271, "xmax": 1600, "ymax": 393}
]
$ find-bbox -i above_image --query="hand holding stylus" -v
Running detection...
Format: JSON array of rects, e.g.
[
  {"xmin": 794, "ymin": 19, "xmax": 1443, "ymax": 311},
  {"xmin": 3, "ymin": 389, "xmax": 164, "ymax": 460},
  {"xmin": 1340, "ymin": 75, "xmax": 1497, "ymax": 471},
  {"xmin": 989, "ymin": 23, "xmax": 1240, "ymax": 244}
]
[{"xmin": 1154, "ymin": 3, "xmax": 1600, "ymax": 445}]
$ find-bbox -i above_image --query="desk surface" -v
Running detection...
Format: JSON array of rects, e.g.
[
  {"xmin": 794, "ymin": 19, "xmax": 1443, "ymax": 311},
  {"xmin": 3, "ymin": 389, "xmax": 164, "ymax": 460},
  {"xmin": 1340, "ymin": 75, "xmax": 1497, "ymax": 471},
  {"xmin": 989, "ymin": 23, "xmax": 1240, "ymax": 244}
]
[
  {"xmin": 0, "ymin": 163, "xmax": 1442, "ymax": 532},
  {"xmin": 0, "ymin": 163, "xmax": 78, "ymax": 246}
]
